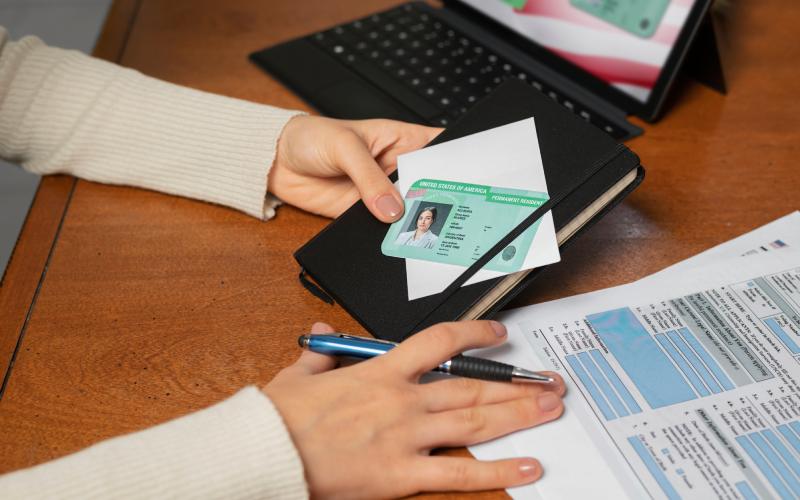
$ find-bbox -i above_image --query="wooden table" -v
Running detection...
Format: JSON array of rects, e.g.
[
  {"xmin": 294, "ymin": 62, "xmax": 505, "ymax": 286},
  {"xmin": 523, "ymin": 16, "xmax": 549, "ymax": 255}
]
[{"xmin": 1, "ymin": 0, "xmax": 798, "ymax": 497}]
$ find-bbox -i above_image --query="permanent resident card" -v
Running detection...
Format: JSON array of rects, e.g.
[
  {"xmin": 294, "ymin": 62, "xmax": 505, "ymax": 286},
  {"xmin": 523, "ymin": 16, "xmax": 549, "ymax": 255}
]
[
  {"xmin": 570, "ymin": 0, "xmax": 670, "ymax": 38},
  {"xmin": 381, "ymin": 178, "xmax": 548, "ymax": 273}
]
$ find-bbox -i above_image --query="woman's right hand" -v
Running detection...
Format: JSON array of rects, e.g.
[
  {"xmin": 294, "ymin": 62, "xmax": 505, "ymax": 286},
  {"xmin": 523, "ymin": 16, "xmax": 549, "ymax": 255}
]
[{"xmin": 263, "ymin": 320, "xmax": 566, "ymax": 499}]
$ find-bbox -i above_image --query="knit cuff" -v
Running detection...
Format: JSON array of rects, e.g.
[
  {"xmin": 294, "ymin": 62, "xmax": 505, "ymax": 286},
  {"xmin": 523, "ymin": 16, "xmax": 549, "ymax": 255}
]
[
  {"xmin": 0, "ymin": 387, "xmax": 309, "ymax": 499},
  {"xmin": 0, "ymin": 35, "xmax": 304, "ymax": 220}
]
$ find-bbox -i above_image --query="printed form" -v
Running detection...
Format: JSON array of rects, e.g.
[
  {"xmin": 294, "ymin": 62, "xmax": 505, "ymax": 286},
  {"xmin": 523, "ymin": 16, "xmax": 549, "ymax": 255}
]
[{"xmin": 470, "ymin": 213, "xmax": 800, "ymax": 499}]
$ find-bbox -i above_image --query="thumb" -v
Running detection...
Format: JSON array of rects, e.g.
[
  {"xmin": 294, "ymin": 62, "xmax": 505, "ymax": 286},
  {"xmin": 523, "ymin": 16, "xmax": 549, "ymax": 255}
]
[
  {"xmin": 335, "ymin": 132, "xmax": 405, "ymax": 223},
  {"xmin": 291, "ymin": 322, "xmax": 338, "ymax": 375}
]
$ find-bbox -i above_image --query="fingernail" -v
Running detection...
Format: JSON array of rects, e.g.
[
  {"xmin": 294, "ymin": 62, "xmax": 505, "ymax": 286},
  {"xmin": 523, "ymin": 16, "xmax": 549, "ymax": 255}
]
[
  {"xmin": 376, "ymin": 194, "xmax": 403, "ymax": 220},
  {"xmin": 490, "ymin": 320, "xmax": 507, "ymax": 337},
  {"xmin": 518, "ymin": 459, "xmax": 539, "ymax": 477},
  {"xmin": 310, "ymin": 322, "xmax": 329, "ymax": 334},
  {"xmin": 537, "ymin": 392, "xmax": 561, "ymax": 412}
]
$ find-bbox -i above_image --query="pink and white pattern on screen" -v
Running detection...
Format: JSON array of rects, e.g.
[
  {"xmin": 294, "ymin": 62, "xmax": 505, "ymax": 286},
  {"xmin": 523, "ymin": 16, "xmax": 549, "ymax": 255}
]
[{"xmin": 467, "ymin": 0, "xmax": 695, "ymax": 102}]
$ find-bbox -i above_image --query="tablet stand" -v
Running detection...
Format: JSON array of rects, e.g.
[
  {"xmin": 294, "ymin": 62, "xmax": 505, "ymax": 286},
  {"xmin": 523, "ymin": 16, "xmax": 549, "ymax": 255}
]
[{"xmin": 683, "ymin": 13, "xmax": 727, "ymax": 94}]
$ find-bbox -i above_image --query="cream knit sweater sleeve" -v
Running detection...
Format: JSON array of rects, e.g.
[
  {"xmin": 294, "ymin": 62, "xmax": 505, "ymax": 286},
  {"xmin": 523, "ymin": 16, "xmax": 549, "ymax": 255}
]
[
  {"xmin": 0, "ymin": 387, "xmax": 309, "ymax": 499},
  {"xmin": 0, "ymin": 28, "xmax": 309, "ymax": 498},
  {"xmin": 0, "ymin": 27, "xmax": 303, "ymax": 219}
]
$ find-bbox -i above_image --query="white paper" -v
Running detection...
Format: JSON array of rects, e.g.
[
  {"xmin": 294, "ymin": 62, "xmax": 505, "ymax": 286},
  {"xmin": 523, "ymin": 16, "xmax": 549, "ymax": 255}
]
[
  {"xmin": 466, "ymin": 213, "xmax": 800, "ymax": 499},
  {"xmin": 397, "ymin": 118, "xmax": 560, "ymax": 300}
]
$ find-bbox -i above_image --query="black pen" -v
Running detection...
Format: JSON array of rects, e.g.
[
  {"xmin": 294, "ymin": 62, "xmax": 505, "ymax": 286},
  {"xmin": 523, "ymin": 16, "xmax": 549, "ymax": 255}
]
[{"xmin": 298, "ymin": 333, "xmax": 554, "ymax": 384}]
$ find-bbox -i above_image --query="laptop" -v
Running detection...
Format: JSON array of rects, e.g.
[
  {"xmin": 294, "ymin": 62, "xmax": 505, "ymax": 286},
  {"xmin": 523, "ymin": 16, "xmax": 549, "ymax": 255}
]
[{"xmin": 250, "ymin": 0, "xmax": 713, "ymax": 140}]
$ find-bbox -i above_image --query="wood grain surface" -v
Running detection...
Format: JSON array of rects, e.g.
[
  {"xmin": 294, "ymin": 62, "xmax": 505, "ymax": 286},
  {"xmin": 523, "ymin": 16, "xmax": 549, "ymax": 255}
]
[
  {"xmin": 0, "ymin": 0, "xmax": 140, "ymax": 403},
  {"xmin": 0, "ymin": 1, "xmax": 798, "ymax": 499}
]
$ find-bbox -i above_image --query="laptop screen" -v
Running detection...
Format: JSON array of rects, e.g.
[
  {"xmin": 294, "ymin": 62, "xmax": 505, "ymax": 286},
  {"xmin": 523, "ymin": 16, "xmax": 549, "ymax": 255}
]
[{"xmin": 459, "ymin": 0, "xmax": 698, "ymax": 104}]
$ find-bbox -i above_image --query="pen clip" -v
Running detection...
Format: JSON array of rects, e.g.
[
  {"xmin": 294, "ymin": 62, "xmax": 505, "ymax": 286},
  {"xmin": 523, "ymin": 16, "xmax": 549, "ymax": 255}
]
[{"xmin": 336, "ymin": 334, "xmax": 398, "ymax": 346}]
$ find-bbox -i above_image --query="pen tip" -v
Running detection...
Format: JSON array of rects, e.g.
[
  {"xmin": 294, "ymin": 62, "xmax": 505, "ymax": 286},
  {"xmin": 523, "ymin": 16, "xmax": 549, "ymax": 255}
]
[
  {"xmin": 511, "ymin": 367, "xmax": 555, "ymax": 384},
  {"xmin": 297, "ymin": 335, "xmax": 308, "ymax": 348}
]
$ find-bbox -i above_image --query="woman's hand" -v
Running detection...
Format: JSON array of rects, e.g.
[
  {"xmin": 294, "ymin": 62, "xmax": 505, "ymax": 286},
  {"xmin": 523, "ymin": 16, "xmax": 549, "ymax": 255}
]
[
  {"xmin": 263, "ymin": 321, "xmax": 565, "ymax": 499},
  {"xmin": 270, "ymin": 116, "xmax": 441, "ymax": 222}
]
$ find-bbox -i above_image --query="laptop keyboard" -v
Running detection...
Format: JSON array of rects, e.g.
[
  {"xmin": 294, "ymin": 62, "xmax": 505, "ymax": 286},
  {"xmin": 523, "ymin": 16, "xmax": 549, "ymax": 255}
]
[{"xmin": 309, "ymin": 3, "xmax": 626, "ymax": 139}]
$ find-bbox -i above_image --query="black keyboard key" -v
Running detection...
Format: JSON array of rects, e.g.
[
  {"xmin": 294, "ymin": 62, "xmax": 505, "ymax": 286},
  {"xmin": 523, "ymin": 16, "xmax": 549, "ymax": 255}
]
[
  {"xmin": 432, "ymin": 115, "xmax": 450, "ymax": 126},
  {"xmin": 406, "ymin": 75, "xmax": 425, "ymax": 88},
  {"xmin": 436, "ymin": 39, "xmax": 453, "ymax": 50},
  {"xmin": 466, "ymin": 75, "xmax": 485, "ymax": 86},
  {"xmin": 449, "ymin": 47, "xmax": 466, "ymax": 58},
  {"xmin": 438, "ymin": 95, "xmax": 455, "ymax": 108},
  {"xmin": 421, "ymin": 86, "xmax": 438, "ymax": 98}
]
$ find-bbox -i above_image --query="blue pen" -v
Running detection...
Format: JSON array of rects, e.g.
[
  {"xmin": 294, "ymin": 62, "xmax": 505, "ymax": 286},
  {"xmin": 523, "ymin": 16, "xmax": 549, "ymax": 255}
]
[{"xmin": 298, "ymin": 333, "xmax": 554, "ymax": 384}]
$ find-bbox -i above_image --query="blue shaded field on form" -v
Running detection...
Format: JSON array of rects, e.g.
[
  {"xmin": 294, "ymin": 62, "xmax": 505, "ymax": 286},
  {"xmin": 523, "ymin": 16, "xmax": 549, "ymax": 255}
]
[
  {"xmin": 566, "ymin": 354, "xmax": 616, "ymax": 420},
  {"xmin": 656, "ymin": 333, "xmax": 710, "ymax": 397},
  {"xmin": 627, "ymin": 436, "xmax": 680, "ymax": 500},
  {"xmin": 587, "ymin": 307, "xmax": 696, "ymax": 409},
  {"xmin": 764, "ymin": 318, "xmax": 800, "ymax": 354},
  {"xmin": 736, "ymin": 434, "xmax": 795, "ymax": 499}
]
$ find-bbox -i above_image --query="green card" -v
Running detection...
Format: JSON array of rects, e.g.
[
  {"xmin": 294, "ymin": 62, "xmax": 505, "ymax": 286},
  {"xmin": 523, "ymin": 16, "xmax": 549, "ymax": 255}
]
[
  {"xmin": 501, "ymin": 0, "xmax": 529, "ymax": 9},
  {"xmin": 570, "ymin": 0, "xmax": 671, "ymax": 38},
  {"xmin": 381, "ymin": 179, "xmax": 548, "ymax": 273}
]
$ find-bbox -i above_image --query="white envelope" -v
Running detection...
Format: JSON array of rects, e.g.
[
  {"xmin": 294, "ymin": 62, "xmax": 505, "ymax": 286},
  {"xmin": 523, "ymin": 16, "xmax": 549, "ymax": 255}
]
[{"xmin": 397, "ymin": 118, "xmax": 560, "ymax": 300}]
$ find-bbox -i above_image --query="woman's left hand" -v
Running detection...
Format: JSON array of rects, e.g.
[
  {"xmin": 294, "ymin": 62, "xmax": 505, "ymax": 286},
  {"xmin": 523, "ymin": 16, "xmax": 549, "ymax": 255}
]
[{"xmin": 270, "ymin": 116, "xmax": 441, "ymax": 222}]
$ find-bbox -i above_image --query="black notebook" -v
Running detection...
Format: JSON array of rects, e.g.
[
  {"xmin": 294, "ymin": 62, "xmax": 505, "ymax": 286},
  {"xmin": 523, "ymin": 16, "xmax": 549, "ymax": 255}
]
[{"xmin": 295, "ymin": 80, "xmax": 644, "ymax": 342}]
